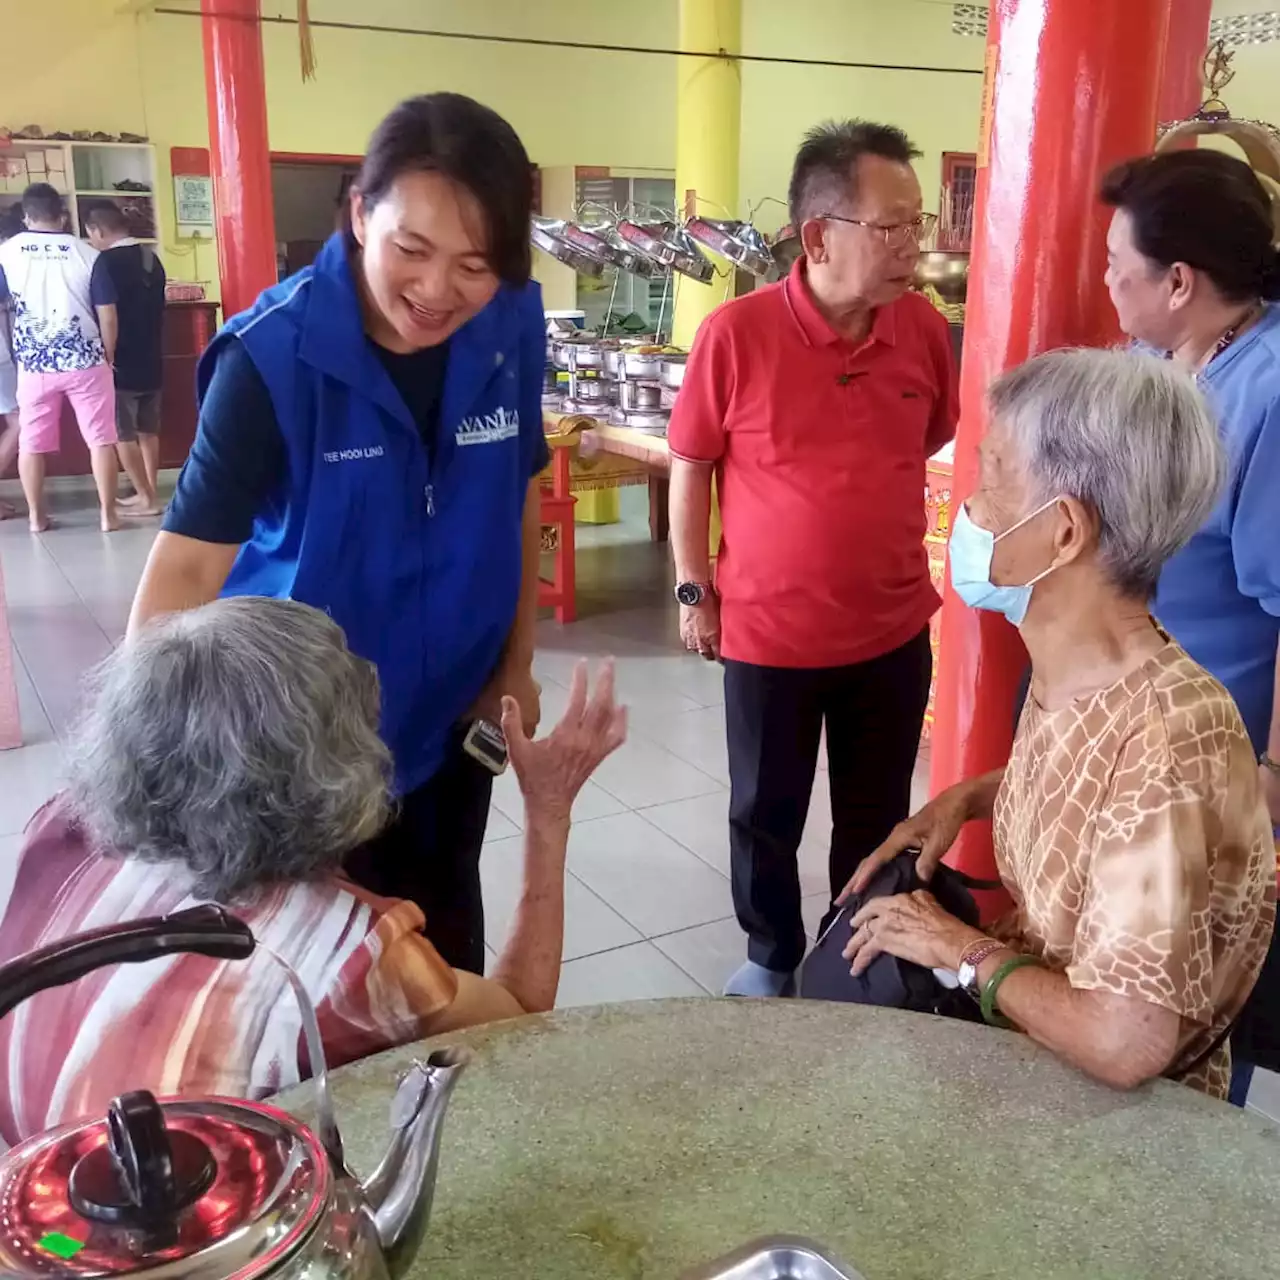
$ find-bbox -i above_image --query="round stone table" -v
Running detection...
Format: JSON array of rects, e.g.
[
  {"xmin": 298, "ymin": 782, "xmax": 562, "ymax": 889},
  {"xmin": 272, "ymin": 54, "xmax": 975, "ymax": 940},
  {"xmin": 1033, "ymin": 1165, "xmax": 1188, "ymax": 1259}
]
[{"xmin": 287, "ymin": 999, "xmax": 1280, "ymax": 1278}]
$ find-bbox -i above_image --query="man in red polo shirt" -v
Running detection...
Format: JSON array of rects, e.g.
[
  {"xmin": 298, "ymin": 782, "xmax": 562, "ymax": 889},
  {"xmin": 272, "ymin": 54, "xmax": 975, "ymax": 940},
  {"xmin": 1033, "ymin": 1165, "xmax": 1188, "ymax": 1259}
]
[{"xmin": 668, "ymin": 120, "xmax": 959, "ymax": 997}]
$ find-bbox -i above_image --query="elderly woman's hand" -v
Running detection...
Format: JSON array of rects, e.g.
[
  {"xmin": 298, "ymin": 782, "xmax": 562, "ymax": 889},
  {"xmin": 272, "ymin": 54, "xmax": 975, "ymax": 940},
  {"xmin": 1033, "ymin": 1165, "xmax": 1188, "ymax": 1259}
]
[
  {"xmin": 843, "ymin": 891, "xmax": 985, "ymax": 979},
  {"xmin": 501, "ymin": 660, "xmax": 627, "ymax": 822}
]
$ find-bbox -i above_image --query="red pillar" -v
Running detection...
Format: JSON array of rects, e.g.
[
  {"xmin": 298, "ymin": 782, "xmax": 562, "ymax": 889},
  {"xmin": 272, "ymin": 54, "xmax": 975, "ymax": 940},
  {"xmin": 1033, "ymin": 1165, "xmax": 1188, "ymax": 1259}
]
[
  {"xmin": 1157, "ymin": 0, "xmax": 1213, "ymax": 124},
  {"xmin": 201, "ymin": 0, "xmax": 277, "ymax": 320},
  {"xmin": 930, "ymin": 0, "xmax": 1172, "ymax": 888}
]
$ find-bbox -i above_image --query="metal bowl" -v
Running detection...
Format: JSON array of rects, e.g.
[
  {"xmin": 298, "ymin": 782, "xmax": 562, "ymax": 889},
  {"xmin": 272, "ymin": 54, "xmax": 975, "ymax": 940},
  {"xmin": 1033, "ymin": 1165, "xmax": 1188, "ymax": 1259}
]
[{"xmin": 914, "ymin": 250, "xmax": 970, "ymax": 303}]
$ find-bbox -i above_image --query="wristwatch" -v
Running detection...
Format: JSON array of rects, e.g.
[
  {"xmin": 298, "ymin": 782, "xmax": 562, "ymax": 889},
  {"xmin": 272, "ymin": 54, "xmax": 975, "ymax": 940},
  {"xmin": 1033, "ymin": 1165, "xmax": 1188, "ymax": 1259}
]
[
  {"xmin": 957, "ymin": 938, "xmax": 1005, "ymax": 996},
  {"xmin": 675, "ymin": 582, "xmax": 714, "ymax": 607}
]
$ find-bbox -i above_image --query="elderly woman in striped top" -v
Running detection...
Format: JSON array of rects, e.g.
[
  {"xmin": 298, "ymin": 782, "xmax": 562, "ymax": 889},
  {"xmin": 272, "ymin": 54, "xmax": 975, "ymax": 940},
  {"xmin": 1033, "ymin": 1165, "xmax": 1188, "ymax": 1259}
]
[{"xmin": 0, "ymin": 597, "xmax": 625, "ymax": 1145}]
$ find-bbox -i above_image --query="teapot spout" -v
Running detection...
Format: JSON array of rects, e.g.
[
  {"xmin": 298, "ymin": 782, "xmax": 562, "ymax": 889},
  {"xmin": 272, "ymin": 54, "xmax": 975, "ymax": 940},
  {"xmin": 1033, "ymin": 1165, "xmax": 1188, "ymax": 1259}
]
[{"xmin": 360, "ymin": 1045, "xmax": 471, "ymax": 1277}]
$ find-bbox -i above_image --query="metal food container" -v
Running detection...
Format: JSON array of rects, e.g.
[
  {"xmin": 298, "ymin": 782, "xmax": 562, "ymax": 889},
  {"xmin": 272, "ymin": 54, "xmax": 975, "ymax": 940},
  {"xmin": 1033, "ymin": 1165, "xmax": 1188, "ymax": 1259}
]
[
  {"xmin": 617, "ymin": 380, "xmax": 664, "ymax": 412},
  {"xmin": 680, "ymin": 1236, "xmax": 865, "ymax": 1280},
  {"xmin": 551, "ymin": 339, "xmax": 605, "ymax": 371},
  {"xmin": 660, "ymin": 355, "xmax": 687, "ymax": 391},
  {"xmin": 619, "ymin": 350, "xmax": 667, "ymax": 381}
]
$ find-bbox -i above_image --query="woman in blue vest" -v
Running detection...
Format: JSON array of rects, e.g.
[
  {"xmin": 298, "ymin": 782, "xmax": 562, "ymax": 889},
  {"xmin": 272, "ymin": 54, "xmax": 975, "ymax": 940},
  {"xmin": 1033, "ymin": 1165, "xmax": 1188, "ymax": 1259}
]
[{"xmin": 128, "ymin": 94, "xmax": 549, "ymax": 974}]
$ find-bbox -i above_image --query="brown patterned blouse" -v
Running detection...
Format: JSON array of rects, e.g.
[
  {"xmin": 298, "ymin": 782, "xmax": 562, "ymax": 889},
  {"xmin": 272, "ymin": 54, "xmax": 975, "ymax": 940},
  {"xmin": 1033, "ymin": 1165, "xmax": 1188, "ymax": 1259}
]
[
  {"xmin": 993, "ymin": 639, "xmax": 1276, "ymax": 1098},
  {"xmin": 0, "ymin": 797, "xmax": 459, "ymax": 1146}
]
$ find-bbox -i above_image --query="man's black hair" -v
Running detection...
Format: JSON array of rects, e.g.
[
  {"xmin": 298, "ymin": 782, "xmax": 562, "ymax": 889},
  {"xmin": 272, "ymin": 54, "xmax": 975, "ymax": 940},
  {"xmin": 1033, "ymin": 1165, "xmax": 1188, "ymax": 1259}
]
[
  {"xmin": 21, "ymin": 182, "xmax": 65, "ymax": 226},
  {"xmin": 350, "ymin": 93, "xmax": 533, "ymax": 285},
  {"xmin": 82, "ymin": 199, "xmax": 129, "ymax": 235},
  {"xmin": 788, "ymin": 120, "xmax": 922, "ymax": 227}
]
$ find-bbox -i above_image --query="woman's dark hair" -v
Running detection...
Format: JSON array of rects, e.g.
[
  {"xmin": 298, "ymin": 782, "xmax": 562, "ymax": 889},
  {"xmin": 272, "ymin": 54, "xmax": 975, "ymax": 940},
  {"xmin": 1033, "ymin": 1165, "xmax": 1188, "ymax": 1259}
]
[
  {"xmin": 1100, "ymin": 150, "xmax": 1280, "ymax": 302},
  {"xmin": 351, "ymin": 93, "xmax": 533, "ymax": 285}
]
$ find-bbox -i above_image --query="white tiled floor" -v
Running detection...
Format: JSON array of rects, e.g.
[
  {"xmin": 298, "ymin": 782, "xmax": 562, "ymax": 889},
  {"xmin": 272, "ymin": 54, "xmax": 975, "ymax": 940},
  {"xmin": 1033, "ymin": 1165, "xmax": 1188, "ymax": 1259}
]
[{"xmin": 2, "ymin": 478, "xmax": 1277, "ymax": 1118}]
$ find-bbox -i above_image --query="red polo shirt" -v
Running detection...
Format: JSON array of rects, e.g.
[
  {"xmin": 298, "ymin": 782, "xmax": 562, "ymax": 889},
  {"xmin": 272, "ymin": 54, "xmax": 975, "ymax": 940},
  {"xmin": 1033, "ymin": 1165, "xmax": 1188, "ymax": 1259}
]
[{"xmin": 668, "ymin": 259, "xmax": 959, "ymax": 669}]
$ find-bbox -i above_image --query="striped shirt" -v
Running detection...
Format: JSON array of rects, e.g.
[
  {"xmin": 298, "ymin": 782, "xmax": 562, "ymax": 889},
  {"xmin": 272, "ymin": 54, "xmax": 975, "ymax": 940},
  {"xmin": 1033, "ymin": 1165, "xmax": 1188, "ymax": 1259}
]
[{"xmin": 0, "ymin": 797, "xmax": 457, "ymax": 1146}]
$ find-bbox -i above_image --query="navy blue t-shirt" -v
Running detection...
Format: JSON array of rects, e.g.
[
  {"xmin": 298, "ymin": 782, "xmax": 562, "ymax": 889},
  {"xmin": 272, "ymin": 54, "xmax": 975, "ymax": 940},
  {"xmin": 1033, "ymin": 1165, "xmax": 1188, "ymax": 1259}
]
[
  {"xmin": 165, "ymin": 335, "xmax": 548, "ymax": 546},
  {"xmin": 98, "ymin": 242, "xmax": 166, "ymax": 391}
]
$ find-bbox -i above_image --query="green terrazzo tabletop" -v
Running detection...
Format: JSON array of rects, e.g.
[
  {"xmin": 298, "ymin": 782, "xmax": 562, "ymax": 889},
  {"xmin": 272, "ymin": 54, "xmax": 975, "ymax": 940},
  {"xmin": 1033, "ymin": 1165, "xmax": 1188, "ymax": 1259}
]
[{"xmin": 280, "ymin": 998, "xmax": 1280, "ymax": 1279}]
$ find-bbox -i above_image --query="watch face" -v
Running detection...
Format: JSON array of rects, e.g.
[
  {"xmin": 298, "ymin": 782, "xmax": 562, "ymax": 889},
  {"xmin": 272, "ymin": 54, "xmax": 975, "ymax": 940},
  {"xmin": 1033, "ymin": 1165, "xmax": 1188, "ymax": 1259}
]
[{"xmin": 676, "ymin": 583, "xmax": 704, "ymax": 606}]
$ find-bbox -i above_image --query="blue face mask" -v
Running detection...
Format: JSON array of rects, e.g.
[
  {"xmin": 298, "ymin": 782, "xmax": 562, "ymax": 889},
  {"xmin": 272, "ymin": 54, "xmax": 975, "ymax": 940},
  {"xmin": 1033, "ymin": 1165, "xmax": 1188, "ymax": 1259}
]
[{"xmin": 948, "ymin": 498, "xmax": 1061, "ymax": 627}]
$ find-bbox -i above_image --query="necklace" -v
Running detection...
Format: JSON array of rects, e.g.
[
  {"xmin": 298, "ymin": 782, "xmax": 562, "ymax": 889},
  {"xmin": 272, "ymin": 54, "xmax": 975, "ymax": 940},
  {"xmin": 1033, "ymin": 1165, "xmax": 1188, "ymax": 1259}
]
[
  {"xmin": 1164, "ymin": 302, "xmax": 1262, "ymax": 374},
  {"xmin": 1203, "ymin": 302, "xmax": 1262, "ymax": 371}
]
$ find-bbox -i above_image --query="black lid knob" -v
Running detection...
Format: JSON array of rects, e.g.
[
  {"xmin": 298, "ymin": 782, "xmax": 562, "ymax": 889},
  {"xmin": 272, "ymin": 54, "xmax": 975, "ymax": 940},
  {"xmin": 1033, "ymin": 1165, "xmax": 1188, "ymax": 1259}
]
[{"xmin": 69, "ymin": 1091, "xmax": 216, "ymax": 1229}]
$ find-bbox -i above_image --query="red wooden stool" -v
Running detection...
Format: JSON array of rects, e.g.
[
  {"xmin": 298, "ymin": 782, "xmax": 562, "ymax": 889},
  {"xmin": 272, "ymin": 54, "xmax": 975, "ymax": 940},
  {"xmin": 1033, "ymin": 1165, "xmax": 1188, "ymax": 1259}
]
[{"xmin": 538, "ymin": 441, "xmax": 577, "ymax": 624}]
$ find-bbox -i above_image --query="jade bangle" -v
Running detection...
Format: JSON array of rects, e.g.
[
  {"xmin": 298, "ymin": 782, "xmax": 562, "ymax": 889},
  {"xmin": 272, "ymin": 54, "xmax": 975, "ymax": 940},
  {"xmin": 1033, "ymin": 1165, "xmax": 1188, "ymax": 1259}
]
[{"xmin": 980, "ymin": 953, "xmax": 1043, "ymax": 1027}]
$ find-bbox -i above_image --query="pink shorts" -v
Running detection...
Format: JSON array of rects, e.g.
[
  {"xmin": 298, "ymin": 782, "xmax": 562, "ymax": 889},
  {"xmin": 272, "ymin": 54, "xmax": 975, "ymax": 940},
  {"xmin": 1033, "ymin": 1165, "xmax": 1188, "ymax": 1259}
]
[{"xmin": 17, "ymin": 365, "xmax": 118, "ymax": 454}]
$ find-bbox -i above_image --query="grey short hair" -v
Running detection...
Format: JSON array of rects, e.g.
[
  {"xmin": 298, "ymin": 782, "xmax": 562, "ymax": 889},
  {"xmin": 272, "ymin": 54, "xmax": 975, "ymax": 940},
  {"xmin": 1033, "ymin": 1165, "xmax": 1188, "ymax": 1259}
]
[
  {"xmin": 788, "ymin": 120, "xmax": 921, "ymax": 227},
  {"xmin": 988, "ymin": 348, "xmax": 1227, "ymax": 598},
  {"xmin": 65, "ymin": 597, "xmax": 392, "ymax": 899}
]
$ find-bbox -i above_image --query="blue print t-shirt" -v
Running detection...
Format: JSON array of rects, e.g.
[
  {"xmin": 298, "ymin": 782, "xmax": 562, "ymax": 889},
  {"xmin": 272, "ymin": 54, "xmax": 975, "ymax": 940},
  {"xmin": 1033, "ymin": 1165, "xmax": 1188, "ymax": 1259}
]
[{"xmin": 1154, "ymin": 305, "xmax": 1280, "ymax": 756}]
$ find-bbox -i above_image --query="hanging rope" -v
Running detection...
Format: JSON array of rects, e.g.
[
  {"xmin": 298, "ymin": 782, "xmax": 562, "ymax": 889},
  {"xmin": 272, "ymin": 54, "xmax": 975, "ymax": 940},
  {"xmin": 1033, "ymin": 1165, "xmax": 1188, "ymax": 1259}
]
[{"xmin": 297, "ymin": 0, "xmax": 317, "ymax": 81}]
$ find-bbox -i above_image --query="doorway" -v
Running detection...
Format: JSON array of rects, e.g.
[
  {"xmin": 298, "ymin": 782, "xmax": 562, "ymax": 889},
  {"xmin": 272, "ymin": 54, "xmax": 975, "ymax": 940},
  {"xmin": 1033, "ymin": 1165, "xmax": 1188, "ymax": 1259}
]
[{"xmin": 270, "ymin": 152, "xmax": 361, "ymax": 279}]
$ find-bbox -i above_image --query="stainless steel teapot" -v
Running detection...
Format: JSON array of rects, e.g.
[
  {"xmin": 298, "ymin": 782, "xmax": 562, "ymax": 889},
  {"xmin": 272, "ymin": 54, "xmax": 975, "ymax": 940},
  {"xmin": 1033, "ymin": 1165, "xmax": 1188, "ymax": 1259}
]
[{"xmin": 0, "ymin": 904, "xmax": 469, "ymax": 1278}]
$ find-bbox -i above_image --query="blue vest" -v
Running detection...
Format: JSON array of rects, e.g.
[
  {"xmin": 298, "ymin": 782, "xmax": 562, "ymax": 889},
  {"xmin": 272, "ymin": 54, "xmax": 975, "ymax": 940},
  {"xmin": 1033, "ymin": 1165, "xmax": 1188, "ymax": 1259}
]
[{"xmin": 199, "ymin": 234, "xmax": 546, "ymax": 795}]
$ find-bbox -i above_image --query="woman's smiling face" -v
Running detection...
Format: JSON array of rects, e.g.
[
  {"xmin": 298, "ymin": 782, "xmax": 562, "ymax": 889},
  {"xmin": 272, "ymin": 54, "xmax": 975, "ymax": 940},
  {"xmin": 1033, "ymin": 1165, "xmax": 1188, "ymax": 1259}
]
[{"xmin": 351, "ymin": 169, "xmax": 502, "ymax": 353}]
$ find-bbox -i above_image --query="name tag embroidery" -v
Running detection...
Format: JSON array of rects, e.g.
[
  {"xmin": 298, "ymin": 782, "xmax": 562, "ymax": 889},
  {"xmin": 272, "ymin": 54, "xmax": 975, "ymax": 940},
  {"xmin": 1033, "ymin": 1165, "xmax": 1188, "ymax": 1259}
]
[
  {"xmin": 323, "ymin": 445, "xmax": 385, "ymax": 463},
  {"xmin": 456, "ymin": 407, "xmax": 519, "ymax": 446}
]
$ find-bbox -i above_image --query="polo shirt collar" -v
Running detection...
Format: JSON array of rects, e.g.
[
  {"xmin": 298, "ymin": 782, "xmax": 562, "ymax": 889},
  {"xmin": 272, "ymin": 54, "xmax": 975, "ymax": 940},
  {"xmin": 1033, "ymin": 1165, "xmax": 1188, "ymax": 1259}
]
[
  {"xmin": 783, "ymin": 257, "xmax": 898, "ymax": 349},
  {"xmin": 299, "ymin": 234, "xmax": 416, "ymax": 430}
]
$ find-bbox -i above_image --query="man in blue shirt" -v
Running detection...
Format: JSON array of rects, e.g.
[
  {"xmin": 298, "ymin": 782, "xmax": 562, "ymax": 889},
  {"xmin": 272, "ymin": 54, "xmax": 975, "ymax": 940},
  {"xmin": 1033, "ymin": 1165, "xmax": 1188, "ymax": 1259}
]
[{"xmin": 1101, "ymin": 150, "xmax": 1280, "ymax": 1103}]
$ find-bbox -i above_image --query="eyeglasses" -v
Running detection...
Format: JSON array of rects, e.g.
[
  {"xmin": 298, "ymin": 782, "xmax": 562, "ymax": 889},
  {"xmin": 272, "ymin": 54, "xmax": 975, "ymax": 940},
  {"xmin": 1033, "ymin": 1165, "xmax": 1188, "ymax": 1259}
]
[{"xmin": 820, "ymin": 212, "xmax": 938, "ymax": 248}]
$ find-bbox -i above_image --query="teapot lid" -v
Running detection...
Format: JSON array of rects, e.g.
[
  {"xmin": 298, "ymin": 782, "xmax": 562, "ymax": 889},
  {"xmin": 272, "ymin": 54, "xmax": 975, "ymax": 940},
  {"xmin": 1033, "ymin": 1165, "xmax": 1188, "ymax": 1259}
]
[{"xmin": 0, "ymin": 1091, "xmax": 332, "ymax": 1278}]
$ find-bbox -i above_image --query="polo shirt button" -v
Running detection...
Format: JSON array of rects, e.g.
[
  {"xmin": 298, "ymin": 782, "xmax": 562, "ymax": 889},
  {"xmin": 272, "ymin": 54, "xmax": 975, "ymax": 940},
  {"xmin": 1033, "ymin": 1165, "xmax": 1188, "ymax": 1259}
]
[{"xmin": 495, "ymin": 352, "xmax": 504, "ymax": 367}]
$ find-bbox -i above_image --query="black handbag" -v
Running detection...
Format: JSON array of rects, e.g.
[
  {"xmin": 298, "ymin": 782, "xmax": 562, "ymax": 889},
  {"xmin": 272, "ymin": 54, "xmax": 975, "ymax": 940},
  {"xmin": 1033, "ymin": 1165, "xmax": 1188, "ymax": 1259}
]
[{"xmin": 798, "ymin": 849, "xmax": 1000, "ymax": 1021}]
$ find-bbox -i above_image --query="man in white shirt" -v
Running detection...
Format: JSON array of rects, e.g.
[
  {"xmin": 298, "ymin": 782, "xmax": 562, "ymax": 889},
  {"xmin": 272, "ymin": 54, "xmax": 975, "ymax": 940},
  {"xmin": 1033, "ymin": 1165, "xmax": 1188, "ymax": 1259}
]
[{"xmin": 0, "ymin": 184, "xmax": 120, "ymax": 533}]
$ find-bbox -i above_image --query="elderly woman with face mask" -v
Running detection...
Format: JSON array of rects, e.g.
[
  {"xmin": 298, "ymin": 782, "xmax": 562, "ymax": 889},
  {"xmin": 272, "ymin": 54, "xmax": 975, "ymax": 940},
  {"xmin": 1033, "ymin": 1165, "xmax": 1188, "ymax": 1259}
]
[{"xmin": 840, "ymin": 348, "xmax": 1275, "ymax": 1099}]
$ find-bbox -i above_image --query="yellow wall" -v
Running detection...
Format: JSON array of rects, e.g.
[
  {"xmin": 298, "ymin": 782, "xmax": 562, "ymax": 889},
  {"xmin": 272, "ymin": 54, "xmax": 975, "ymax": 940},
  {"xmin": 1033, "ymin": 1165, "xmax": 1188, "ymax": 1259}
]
[
  {"xmin": 2, "ymin": 0, "xmax": 988, "ymax": 301},
  {"xmin": 10, "ymin": 0, "xmax": 1280, "ymax": 304},
  {"xmin": 738, "ymin": 0, "xmax": 984, "ymax": 231}
]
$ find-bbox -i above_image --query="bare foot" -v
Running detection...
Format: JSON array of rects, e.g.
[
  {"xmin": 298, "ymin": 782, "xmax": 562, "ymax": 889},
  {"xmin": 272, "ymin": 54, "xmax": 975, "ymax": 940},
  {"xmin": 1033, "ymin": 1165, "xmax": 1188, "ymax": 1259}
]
[
  {"xmin": 120, "ymin": 502, "xmax": 164, "ymax": 519},
  {"xmin": 29, "ymin": 516, "xmax": 51, "ymax": 534},
  {"xmin": 0, "ymin": 500, "xmax": 20, "ymax": 521},
  {"xmin": 118, "ymin": 493, "xmax": 150, "ymax": 509},
  {"xmin": 100, "ymin": 514, "xmax": 122, "ymax": 533}
]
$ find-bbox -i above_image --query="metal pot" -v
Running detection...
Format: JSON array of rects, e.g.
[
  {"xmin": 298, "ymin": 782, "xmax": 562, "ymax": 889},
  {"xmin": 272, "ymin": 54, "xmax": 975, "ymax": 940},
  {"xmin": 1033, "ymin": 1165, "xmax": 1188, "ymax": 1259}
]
[
  {"xmin": 660, "ymin": 356, "xmax": 687, "ymax": 391},
  {"xmin": 618, "ymin": 380, "xmax": 664, "ymax": 412},
  {"xmin": 551, "ymin": 339, "xmax": 605, "ymax": 371},
  {"xmin": 0, "ymin": 905, "xmax": 469, "ymax": 1279},
  {"xmin": 569, "ymin": 375, "xmax": 611, "ymax": 404},
  {"xmin": 618, "ymin": 350, "xmax": 667, "ymax": 380}
]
